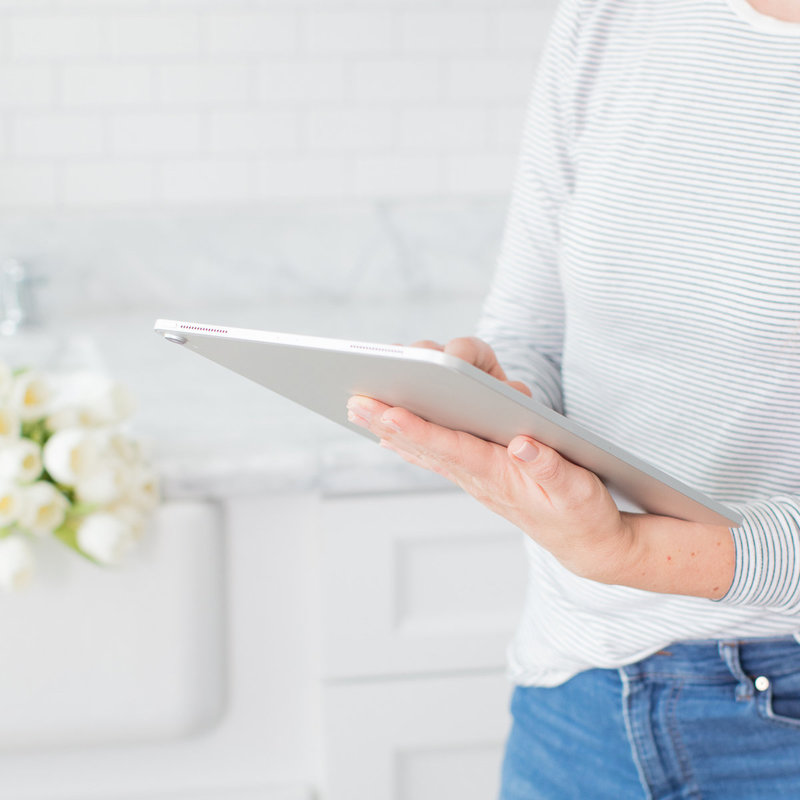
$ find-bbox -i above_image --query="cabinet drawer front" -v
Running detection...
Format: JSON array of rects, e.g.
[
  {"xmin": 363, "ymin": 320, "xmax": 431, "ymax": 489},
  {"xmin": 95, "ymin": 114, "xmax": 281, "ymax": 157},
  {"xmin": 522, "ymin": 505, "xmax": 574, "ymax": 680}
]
[
  {"xmin": 324, "ymin": 672, "xmax": 512, "ymax": 800},
  {"xmin": 321, "ymin": 492, "xmax": 528, "ymax": 679}
]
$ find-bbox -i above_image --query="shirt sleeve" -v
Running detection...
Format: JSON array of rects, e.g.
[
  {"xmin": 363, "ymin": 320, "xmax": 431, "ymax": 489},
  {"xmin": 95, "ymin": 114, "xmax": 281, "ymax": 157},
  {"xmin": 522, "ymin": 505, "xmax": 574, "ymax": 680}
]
[
  {"xmin": 719, "ymin": 498, "xmax": 800, "ymax": 611},
  {"xmin": 475, "ymin": 0, "xmax": 583, "ymax": 413}
]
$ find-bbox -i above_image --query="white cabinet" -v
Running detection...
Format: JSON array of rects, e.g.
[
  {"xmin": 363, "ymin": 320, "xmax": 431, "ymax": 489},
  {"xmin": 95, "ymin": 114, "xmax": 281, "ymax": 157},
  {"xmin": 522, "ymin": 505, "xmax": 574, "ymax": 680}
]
[
  {"xmin": 321, "ymin": 493, "xmax": 528, "ymax": 680},
  {"xmin": 320, "ymin": 491, "xmax": 528, "ymax": 800},
  {"xmin": 0, "ymin": 488, "xmax": 528, "ymax": 800},
  {"xmin": 324, "ymin": 674, "xmax": 511, "ymax": 800}
]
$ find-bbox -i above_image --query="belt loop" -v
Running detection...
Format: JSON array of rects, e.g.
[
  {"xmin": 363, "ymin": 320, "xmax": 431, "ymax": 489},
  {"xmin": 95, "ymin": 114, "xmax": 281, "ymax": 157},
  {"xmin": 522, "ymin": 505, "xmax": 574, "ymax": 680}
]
[{"xmin": 718, "ymin": 640, "xmax": 753, "ymax": 702}]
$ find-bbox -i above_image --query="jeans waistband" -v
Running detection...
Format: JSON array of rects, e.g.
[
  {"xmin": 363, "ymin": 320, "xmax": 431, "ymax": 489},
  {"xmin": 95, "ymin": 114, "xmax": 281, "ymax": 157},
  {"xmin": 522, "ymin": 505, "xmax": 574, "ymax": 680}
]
[{"xmin": 620, "ymin": 634, "xmax": 800, "ymax": 683}]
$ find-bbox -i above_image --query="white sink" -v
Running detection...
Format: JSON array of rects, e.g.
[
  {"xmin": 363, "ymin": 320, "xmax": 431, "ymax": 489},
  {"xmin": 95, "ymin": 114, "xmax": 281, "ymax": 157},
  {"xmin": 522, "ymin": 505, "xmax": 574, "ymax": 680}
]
[{"xmin": 0, "ymin": 502, "xmax": 225, "ymax": 750}]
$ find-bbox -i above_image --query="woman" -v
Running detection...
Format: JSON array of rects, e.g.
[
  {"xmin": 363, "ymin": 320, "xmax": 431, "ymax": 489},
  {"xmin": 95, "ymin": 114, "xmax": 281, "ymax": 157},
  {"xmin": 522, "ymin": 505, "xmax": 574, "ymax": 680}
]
[{"xmin": 348, "ymin": 1, "xmax": 800, "ymax": 797}]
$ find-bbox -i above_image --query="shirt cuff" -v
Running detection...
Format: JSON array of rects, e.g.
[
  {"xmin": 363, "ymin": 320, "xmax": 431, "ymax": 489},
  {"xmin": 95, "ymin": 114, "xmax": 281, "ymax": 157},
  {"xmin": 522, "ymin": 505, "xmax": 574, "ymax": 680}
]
[{"xmin": 717, "ymin": 497, "xmax": 800, "ymax": 609}]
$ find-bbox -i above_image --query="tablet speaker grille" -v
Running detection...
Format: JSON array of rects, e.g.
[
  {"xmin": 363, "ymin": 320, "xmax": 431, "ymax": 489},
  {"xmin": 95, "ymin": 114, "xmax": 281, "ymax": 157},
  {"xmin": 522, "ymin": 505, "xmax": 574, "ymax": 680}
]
[
  {"xmin": 179, "ymin": 324, "xmax": 228, "ymax": 334},
  {"xmin": 349, "ymin": 343, "xmax": 403, "ymax": 355}
]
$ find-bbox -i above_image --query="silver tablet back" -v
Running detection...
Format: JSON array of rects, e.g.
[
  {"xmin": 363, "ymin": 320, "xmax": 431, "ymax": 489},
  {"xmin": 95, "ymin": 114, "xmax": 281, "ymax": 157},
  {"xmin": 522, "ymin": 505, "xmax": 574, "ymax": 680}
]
[{"xmin": 154, "ymin": 319, "xmax": 741, "ymax": 527}]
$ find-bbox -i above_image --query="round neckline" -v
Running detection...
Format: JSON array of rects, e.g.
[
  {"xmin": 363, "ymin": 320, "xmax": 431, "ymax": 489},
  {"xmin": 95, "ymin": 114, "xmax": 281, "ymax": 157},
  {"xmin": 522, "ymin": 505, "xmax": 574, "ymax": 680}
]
[{"xmin": 725, "ymin": 0, "xmax": 800, "ymax": 35}]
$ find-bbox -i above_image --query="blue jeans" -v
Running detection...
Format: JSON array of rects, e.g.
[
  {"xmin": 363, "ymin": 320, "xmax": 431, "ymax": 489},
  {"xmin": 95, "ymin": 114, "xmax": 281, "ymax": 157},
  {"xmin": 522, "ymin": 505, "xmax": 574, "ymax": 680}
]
[{"xmin": 499, "ymin": 636, "xmax": 800, "ymax": 799}]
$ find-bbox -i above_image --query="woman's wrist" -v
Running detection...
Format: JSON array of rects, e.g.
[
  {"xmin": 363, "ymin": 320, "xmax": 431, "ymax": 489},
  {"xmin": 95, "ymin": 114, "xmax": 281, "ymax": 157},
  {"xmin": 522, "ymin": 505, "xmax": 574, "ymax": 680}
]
[{"xmin": 553, "ymin": 511, "xmax": 639, "ymax": 586}]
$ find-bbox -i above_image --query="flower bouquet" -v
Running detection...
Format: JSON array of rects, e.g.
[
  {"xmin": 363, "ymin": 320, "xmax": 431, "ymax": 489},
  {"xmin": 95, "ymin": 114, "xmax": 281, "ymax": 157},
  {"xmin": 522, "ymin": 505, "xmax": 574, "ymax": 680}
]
[{"xmin": 0, "ymin": 362, "xmax": 158, "ymax": 591}]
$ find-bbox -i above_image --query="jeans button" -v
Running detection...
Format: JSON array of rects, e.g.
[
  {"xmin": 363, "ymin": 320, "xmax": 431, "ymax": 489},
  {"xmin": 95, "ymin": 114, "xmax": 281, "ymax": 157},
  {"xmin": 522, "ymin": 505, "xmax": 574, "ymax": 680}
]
[{"xmin": 754, "ymin": 675, "xmax": 770, "ymax": 692}]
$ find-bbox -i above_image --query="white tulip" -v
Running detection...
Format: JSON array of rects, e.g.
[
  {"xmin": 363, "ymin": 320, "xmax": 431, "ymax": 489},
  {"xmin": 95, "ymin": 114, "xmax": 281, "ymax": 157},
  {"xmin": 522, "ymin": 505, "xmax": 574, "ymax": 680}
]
[
  {"xmin": 0, "ymin": 438, "xmax": 43, "ymax": 483},
  {"xmin": 102, "ymin": 431, "xmax": 141, "ymax": 465},
  {"xmin": 76, "ymin": 459, "xmax": 129, "ymax": 505},
  {"xmin": 90, "ymin": 380, "xmax": 136, "ymax": 426},
  {"xmin": 42, "ymin": 428, "xmax": 100, "ymax": 487},
  {"xmin": 109, "ymin": 503, "xmax": 148, "ymax": 541},
  {"xmin": 0, "ymin": 362, "xmax": 12, "ymax": 401},
  {"xmin": 17, "ymin": 481, "xmax": 69, "ymax": 536},
  {"xmin": 125, "ymin": 465, "xmax": 159, "ymax": 511},
  {"xmin": 60, "ymin": 372, "xmax": 137, "ymax": 427},
  {"xmin": 77, "ymin": 512, "xmax": 136, "ymax": 566},
  {"xmin": 45, "ymin": 406, "xmax": 82, "ymax": 433},
  {"xmin": 0, "ymin": 482, "xmax": 21, "ymax": 526},
  {"xmin": 0, "ymin": 406, "xmax": 20, "ymax": 439},
  {"xmin": 0, "ymin": 534, "xmax": 35, "ymax": 591},
  {"xmin": 8, "ymin": 371, "xmax": 52, "ymax": 421}
]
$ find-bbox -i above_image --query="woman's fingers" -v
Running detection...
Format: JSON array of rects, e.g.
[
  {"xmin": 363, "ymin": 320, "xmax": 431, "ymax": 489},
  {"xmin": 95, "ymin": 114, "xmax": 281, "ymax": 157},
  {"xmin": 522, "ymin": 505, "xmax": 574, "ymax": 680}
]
[
  {"xmin": 507, "ymin": 379, "xmax": 533, "ymax": 397},
  {"xmin": 347, "ymin": 396, "xmax": 471, "ymax": 464},
  {"xmin": 410, "ymin": 339, "xmax": 445, "ymax": 351},
  {"xmin": 410, "ymin": 336, "xmax": 530, "ymax": 396},
  {"xmin": 346, "ymin": 395, "xmax": 389, "ymax": 428},
  {"xmin": 347, "ymin": 396, "xmax": 499, "ymax": 488},
  {"xmin": 507, "ymin": 435, "xmax": 606, "ymax": 512},
  {"xmin": 443, "ymin": 337, "xmax": 508, "ymax": 381}
]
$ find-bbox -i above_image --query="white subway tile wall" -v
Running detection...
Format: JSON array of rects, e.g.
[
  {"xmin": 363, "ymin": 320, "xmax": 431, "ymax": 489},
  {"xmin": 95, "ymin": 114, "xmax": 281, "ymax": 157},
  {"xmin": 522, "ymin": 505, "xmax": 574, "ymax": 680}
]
[{"xmin": 0, "ymin": 0, "xmax": 558, "ymax": 210}]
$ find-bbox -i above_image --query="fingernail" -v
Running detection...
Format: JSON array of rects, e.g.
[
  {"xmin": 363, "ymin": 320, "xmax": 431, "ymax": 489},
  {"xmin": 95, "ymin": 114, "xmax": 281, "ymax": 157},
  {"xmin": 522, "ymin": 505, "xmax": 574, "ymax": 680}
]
[
  {"xmin": 511, "ymin": 441, "xmax": 539, "ymax": 462},
  {"xmin": 347, "ymin": 408, "xmax": 372, "ymax": 428},
  {"xmin": 347, "ymin": 399, "xmax": 373, "ymax": 423},
  {"xmin": 381, "ymin": 412, "xmax": 402, "ymax": 433}
]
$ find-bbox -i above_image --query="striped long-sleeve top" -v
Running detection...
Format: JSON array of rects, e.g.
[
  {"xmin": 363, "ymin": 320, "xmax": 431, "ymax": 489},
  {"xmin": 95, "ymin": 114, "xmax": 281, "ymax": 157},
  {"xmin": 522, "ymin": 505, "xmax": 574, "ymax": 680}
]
[{"xmin": 477, "ymin": 0, "xmax": 800, "ymax": 686}]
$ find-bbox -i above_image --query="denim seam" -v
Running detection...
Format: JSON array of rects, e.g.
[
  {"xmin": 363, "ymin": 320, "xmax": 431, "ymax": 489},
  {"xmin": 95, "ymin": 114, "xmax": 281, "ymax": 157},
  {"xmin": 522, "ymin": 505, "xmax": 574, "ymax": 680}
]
[
  {"xmin": 666, "ymin": 681, "xmax": 703, "ymax": 800},
  {"xmin": 619, "ymin": 669, "xmax": 653, "ymax": 800},
  {"xmin": 722, "ymin": 642, "xmax": 756, "ymax": 703},
  {"xmin": 756, "ymin": 667, "xmax": 800, "ymax": 679},
  {"xmin": 637, "ymin": 673, "xmax": 734, "ymax": 684}
]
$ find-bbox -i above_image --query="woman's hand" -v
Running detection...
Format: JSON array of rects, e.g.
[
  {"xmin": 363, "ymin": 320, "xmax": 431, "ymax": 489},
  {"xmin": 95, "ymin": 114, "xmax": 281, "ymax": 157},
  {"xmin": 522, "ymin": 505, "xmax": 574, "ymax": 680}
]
[
  {"xmin": 346, "ymin": 393, "xmax": 636, "ymax": 585},
  {"xmin": 346, "ymin": 335, "xmax": 736, "ymax": 598}
]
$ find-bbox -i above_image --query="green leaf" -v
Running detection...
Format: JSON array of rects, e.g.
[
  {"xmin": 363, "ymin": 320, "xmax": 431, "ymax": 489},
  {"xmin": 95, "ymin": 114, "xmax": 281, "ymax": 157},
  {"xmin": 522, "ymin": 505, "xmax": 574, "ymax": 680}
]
[
  {"xmin": 21, "ymin": 418, "xmax": 50, "ymax": 446},
  {"xmin": 68, "ymin": 502, "xmax": 100, "ymax": 517},
  {"xmin": 52, "ymin": 521, "xmax": 102, "ymax": 566},
  {"xmin": 53, "ymin": 482, "xmax": 77, "ymax": 504}
]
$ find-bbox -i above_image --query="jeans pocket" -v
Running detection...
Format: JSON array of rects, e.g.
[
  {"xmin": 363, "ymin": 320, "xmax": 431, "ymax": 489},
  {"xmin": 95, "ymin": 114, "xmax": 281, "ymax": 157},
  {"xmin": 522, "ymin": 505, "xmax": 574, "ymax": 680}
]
[{"xmin": 757, "ymin": 670, "xmax": 800, "ymax": 729}]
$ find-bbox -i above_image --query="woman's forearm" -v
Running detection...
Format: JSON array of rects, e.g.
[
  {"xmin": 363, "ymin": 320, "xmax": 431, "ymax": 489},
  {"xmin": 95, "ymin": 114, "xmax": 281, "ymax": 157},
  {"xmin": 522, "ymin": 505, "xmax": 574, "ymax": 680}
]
[{"xmin": 607, "ymin": 514, "xmax": 736, "ymax": 600}]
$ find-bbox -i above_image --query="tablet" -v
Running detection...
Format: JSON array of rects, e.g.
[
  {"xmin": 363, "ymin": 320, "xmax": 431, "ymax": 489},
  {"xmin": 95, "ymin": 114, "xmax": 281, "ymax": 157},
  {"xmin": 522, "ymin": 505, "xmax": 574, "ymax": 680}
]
[{"xmin": 154, "ymin": 319, "xmax": 741, "ymax": 527}]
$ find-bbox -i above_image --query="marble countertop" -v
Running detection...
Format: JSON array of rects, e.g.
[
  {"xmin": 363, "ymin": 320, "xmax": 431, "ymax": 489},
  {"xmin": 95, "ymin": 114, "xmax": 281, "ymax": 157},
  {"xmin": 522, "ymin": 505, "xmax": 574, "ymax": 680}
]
[{"xmin": 7, "ymin": 296, "xmax": 485, "ymax": 499}]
